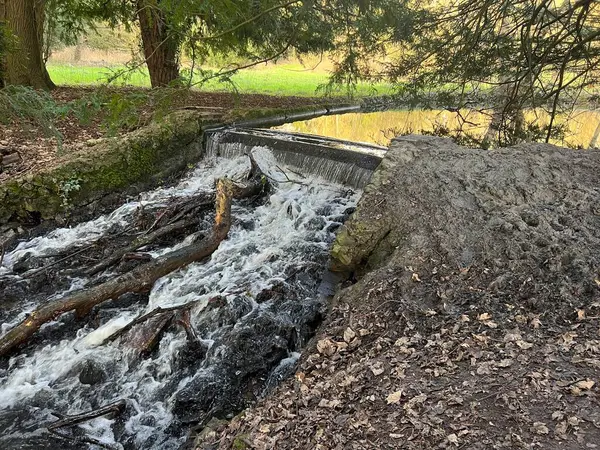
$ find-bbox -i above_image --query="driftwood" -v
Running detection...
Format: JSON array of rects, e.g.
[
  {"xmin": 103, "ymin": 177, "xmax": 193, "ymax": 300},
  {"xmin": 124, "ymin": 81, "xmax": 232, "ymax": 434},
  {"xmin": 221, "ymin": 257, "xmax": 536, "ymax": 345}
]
[
  {"xmin": 0, "ymin": 155, "xmax": 267, "ymax": 357},
  {"xmin": 48, "ymin": 400, "xmax": 126, "ymax": 430},
  {"xmin": 100, "ymin": 301, "xmax": 203, "ymax": 357},
  {"xmin": 47, "ymin": 399, "xmax": 126, "ymax": 450},
  {"xmin": 85, "ymin": 217, "xmax": 197, "ymax": 276},
  {"xmin": 102, "ymin": 301, "xmax": 200, "ymax": 346}
]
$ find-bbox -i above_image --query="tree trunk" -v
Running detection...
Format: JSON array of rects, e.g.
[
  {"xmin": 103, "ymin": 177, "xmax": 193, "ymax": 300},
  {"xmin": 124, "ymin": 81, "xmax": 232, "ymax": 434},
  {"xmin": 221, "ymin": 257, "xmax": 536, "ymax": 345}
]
[
  {"xmin": 5, "ymin": 0, "xmax": 54, "ymax": 89},
  {"xmin": 0, "ymin": 0, "xmax": 6, "ymax": 88},
  {"xmin": 137, "ymin": 0, "xmax": 180, "ymax": 88}
]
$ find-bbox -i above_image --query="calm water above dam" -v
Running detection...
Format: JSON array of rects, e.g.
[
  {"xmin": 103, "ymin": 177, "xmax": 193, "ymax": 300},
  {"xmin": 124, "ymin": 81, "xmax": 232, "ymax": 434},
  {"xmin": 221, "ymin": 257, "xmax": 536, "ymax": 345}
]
[{"xmin": 276, "ymin": 109, "xmax": 600, "ymax": 149}]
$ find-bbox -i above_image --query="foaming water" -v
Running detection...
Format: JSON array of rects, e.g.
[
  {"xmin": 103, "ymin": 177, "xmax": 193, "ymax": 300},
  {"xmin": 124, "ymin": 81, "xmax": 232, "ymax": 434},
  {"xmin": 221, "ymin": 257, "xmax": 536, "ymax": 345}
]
[
  {"xmin": 205, "ymin": 128, "xmax": 384, "ymax": 188},
  {"xmin": 0, "ymin": 148, "xmax": 358, "ymax": 449},
  {"xmin": 1, "ymin": 156, "xmax": 248, "ymax": 273}
]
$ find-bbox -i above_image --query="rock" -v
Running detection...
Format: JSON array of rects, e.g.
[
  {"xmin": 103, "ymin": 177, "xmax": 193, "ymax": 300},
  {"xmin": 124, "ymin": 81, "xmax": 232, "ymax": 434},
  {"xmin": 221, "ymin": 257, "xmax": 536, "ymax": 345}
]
[{"xmin": 78, "ymin": 359, "xmax": 107, "ymax": 385}]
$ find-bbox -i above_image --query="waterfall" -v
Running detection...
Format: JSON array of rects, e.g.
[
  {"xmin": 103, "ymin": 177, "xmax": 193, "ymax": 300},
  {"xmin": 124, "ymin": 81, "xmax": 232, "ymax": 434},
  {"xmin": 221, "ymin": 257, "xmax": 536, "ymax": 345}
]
[
  {"xmin": 204, "ymin": 127, "xmax": 385, "ymax": 189},
  {"xmin": 0, "ymin": 148, "xmax": 359, "ymax": 449}
]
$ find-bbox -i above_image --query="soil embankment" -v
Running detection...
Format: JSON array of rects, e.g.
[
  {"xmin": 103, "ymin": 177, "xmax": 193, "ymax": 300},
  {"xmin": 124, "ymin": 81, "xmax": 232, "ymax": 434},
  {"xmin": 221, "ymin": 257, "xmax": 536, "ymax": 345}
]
[{"xmin": 198, "ymin": 136, "xmax": 600, "ymax": 449}]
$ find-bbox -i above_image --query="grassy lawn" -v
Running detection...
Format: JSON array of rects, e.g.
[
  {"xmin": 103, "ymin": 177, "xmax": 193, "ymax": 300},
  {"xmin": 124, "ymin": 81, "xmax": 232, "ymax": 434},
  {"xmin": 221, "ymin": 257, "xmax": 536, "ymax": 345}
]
[{"xmin": 47, "ymin": 63, "xmax": 394, "ymax": 97}]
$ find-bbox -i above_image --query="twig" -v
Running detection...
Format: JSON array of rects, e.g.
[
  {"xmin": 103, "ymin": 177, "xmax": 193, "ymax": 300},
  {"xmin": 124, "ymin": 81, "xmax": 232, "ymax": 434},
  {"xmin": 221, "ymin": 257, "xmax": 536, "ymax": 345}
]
[
  {"xmin": 275, "ymin": 164, "xmax": 309, "ymax": 186},
  {"xmin": 86, "ymin": 217, "xmax": 198, "ymax": 276},
  {"xmin": 46, "ymin": 399, "xmax": 126, "ymax": 450},
  {"xmin": 48, "ymin": 399, "xmax": 126, "ymax": 430},
  {"xmin": 48, "ymin": 428, "xmax": 119, "ymax": 450},
  {"xmin": 102, "ymin": 301, "xmax": 200, "ymax": 345},
  {"xmin": 0, "ymin": 243, "xmax": 5, "ymax": 267},
  {"xmin": 22, "ymin": 245, "xmax": 96, "ymax": 279}
]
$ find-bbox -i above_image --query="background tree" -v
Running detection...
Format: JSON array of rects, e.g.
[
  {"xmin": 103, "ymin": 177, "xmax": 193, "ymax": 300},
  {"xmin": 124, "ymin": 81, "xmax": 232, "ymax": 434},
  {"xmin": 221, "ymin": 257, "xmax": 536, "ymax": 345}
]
[
  {"xmin": 47, "ymin": 0, "xmax": 417, "ymax": 89},
  {"xmin": 0, "ymin": 0, "xmax": 5, "ymax": 88},
  {"xmin": 390, "ymin": 0, "xmax": 600, "ymax": 147},
  {"xmin": 4, "ymin": 0, "xmax": 54, "ymax": 89}
]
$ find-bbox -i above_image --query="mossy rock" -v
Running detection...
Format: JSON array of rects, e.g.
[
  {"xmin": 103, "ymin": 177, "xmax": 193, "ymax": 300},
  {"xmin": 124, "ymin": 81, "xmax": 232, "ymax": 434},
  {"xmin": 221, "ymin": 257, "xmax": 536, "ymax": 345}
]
[{"xmin": 0, "ymin": 110, "xmax": 206, "ymax": 225}]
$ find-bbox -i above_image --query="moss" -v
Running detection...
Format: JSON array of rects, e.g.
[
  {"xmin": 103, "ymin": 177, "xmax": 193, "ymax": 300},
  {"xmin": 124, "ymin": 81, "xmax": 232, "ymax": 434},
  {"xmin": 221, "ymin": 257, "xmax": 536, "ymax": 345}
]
[
  {"xmin": 0, "ymin": 110, "xmax": 206, "ymax": 224},
  {"xmin": 232, "ymin": 435, "xmax": 250, "ymax": 450}
]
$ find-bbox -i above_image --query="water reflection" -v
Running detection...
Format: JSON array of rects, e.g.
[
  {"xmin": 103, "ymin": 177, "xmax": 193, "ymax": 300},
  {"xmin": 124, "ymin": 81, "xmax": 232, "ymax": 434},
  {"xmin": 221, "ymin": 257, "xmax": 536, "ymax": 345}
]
[{"xmin": 276, "ymin": 109, "xmax": 600, "ymax": 149}]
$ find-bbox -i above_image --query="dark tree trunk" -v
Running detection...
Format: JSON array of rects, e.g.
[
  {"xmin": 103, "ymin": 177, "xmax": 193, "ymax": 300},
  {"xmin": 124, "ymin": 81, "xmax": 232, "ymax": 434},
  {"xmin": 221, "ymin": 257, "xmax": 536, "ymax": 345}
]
[
  {"xmin": 0, "ymin": 0, "xmax": 6, "ymax": 88},
  {"xmin": 137, "ymin": 0, "xmax": 180, "ymax": 88},
  {"xmin": 5, "ymin": 0, "xmax": 54, "ymax": 90}
]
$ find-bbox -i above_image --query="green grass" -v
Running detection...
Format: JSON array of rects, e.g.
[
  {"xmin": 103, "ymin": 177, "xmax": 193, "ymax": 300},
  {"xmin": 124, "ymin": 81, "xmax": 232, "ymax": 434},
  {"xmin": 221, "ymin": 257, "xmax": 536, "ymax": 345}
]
[{"xmin": 47, "ymin": 63, "xmax": 394, "ymax": 98}]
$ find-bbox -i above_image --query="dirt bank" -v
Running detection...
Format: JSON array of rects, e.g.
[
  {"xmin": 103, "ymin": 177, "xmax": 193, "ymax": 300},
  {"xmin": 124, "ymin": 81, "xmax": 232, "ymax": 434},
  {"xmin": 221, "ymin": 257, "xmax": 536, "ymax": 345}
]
[{"xmin": 196, "ymin": 136, "xmax": 600, "ymax": 449}]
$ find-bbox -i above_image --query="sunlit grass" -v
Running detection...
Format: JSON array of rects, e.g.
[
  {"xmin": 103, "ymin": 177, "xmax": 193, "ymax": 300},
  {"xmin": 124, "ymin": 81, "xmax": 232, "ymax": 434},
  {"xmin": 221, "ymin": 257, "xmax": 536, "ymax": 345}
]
[{"xmin": 47, "ymin": 63, "xmax": 394, "ymax": 98}]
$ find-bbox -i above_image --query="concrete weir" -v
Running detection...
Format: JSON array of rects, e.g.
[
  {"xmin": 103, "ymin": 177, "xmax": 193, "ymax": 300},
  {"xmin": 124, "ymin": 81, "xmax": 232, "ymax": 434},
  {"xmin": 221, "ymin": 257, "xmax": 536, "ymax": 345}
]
[{"xmin": 204, "ymin": 128, "xmax": 386, "ymax": 189}]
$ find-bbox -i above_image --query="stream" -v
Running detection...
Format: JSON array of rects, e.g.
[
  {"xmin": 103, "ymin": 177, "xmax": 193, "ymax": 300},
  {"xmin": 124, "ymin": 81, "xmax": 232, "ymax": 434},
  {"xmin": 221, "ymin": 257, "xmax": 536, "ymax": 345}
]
[{"xmin": 0, "ymin": 147, "xmax": 358, "ymax": 449}]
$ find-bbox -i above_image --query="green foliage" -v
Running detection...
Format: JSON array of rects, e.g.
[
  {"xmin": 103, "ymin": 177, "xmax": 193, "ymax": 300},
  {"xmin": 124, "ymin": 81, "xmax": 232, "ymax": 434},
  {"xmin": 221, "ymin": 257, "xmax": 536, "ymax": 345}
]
[
  {"xmin": 42, "ymin": 0, "xmax": 418, "ymax": 92},
  {"xmin": 0, "ymin": 86, "xmax": 68, "ymax": 141},
  {"xmin": 388, "ymin": 0, "xmax": 600, "ymax": 146}
]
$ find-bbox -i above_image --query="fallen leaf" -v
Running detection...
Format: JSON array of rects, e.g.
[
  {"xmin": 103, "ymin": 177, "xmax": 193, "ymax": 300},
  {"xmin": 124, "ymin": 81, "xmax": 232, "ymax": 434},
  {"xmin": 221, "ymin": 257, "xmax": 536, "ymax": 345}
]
[
  {"xmin": 412, "ymin": 272, "xmax": 422, "ymax": 282},
  {"xmin": 577, "ymin": 309, "xmax": 586, "ymax": 321},
  {"xmin": 316, "ymin": 338, "xmax": 337, "ymax": 356},
  {"xmin": 530, "ymin": 317, "xmax": 542, "ymax": 329},
  {"xmin": 567, "ymin": 416, "xmax": 580, "ymax": 426},
  {"xmin": 574, "ymin": 379, "xmax": 595, "ymax": 390},
  {"xmin": 447, "ymin": 433, "xmax": 459, "ymax": 445},
  {"xmin": 343, "ymin": 327, "xmax": 356, "ymax": 343},
  {"xmin": 531, "ymin": 422, "xmax": 549, "ymax": 435},
  {"xmin": 477, "ymin": 362, "xmax": 493, "ymax": 375},
  {"xmin": 370, "ymin": 362, "xmax": 385, "ymax": 376},
  {"xmin": 516, "ymin": 340, "xmax": 534, "ymax": 350},
  {"xmin": 497, "ymin": 358, "xmax": 514, "ymax": 368},
  {"xmin": 386, "ymin": 390, "xmax": 403, "ymax": 404},
  {"xmin": 478, "ymin": 313, "xmax": 492, "ymax": 321}
]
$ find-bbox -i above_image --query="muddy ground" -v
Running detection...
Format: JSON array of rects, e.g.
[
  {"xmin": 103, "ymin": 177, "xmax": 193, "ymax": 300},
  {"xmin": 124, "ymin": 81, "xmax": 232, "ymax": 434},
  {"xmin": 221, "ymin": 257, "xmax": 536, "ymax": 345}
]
[{"xmin": 196, "ymin": 136, "xmax": 600, "ymax": 449}]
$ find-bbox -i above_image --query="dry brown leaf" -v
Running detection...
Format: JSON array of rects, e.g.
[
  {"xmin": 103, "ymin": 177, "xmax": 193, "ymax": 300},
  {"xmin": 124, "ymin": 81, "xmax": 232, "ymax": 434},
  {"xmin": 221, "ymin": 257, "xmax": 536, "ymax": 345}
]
[
  {"xmin": 531, "ymin": 422, "xmax": 549, "ymax": 435},
  {"xmin": 574, "ymin": 379, "xmax": 595, "ymax": 390},
  {"xmin": 477, "ymin": 313, "xmax": 492, "ymax": 321},
  {"xmin": 316, "ymin": 338, "xmax": 337, "ymax": 356},
  {"xmin": 447, "ymin": 433, "xmax": 459, "ymax": 445},
  {"xmin": 516, "ymin": 340, "xmax": 534, "ymax": 350},
  {"xmin": 343, "ymin": 327, "xmax": 356, "ymax": 343},
  {"xmin": 530, "ymin": 317, "xmax": 542, "ymax": 329},
  {"xmin": 386, "ymin": 390, "xmax": 403, "ymax": 404}
]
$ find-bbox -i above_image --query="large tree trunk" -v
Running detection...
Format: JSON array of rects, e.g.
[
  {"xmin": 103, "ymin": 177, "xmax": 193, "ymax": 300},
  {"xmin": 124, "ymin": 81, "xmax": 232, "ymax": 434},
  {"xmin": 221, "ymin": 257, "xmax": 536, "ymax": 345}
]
[
  {"xmin": 0, "ymin": 2, "xmax": 5, "ymax": 88},
  {"xmin": 137, "ymin": 0, "xmax": 180, "ymax": 88},
  {"xmin": 5, "ymin": 0, "xmax": 54, "ymax": 89}
]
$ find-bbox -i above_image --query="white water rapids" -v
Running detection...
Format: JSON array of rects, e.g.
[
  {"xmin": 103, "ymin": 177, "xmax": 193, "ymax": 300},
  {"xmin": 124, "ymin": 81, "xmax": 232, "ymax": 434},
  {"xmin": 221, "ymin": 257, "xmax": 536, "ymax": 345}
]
[{"xmin": 0, "ymin": 148, "xmax": 358, "ymax": 449}]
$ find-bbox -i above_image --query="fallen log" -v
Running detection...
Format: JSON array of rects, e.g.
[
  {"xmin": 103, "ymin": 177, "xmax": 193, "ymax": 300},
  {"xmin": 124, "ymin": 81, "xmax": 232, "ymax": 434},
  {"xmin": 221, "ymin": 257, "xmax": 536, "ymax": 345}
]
[
  {"xmin": 0, "ymin": 158, "xmax": 267, "ymax": 357},
  {"xmin": 85, "ymin": 217, "xmax": 198, "ymax": 276},
  {"xmin": 48, "ymin": 399, "xmax": 126, "ymax": 430},
  {"xmin": 47, "ymin": 399, "xmax": 126, "ymax": 450}
]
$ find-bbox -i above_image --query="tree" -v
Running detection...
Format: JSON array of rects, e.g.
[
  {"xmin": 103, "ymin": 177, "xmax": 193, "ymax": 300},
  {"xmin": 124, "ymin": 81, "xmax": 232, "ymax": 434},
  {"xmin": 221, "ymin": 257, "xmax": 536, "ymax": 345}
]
[
  {"xmin": 137, "ymin": 0, "xmax": 180, "ymax": 87},
  {"xmin": 4, "ymin": 0, "xmax": 55, "ymax": 89},
  {"xmin": 48, "ymin": 0, "xmax": 418, "ymax": 89},
  {"xmin": 390, "ymin": 0, "xmax": 600, "ymax": 147},
  {"xmin": 0, "ymin": 0, "xmax": 6, "ymax": 88}
]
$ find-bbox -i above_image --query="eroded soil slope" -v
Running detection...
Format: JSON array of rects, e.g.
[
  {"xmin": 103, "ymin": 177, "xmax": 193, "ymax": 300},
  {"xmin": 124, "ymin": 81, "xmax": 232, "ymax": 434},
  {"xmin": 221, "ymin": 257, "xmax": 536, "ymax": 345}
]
[{"xmin": 196, "ymin": 136, "xmax": 600, "ymax": 449}]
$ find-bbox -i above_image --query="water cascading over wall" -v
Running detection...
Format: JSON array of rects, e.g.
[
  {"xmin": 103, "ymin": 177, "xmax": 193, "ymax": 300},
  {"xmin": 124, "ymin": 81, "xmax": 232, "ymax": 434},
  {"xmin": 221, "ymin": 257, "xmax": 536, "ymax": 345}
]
[{"xmin": 204, "ymin": 128, "xmax": 386, "ymax": 189}]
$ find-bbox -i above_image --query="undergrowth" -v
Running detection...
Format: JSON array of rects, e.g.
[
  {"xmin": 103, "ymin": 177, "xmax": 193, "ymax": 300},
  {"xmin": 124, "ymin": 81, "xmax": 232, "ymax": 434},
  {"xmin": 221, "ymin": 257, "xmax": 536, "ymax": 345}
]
[{"xmin": 0, "ymin": 86, "xmax": 194, "ymax": 145}]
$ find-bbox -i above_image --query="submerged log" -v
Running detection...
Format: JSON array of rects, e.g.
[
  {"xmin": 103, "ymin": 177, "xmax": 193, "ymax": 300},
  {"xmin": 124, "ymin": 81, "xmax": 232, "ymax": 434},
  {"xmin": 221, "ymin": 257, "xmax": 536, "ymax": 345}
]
[{"xmin": 0, "ymin": 166, "xmax": 266, "ymax": 357}]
